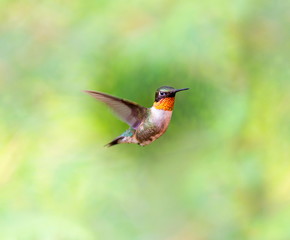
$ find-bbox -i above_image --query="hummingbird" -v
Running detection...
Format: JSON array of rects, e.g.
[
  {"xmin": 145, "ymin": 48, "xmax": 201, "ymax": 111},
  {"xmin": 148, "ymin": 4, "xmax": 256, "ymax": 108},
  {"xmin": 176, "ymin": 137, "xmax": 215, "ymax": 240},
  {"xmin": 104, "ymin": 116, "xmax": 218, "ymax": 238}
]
[{"xmin": 84, "ymin": 86, "xmax": 189, "ymax": 147}]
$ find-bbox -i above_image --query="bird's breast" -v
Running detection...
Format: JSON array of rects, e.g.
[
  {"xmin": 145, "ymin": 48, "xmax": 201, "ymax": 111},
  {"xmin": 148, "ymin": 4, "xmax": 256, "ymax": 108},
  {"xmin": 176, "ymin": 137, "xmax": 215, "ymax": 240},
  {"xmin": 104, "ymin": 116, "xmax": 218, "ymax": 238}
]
[
  {"xmin": 135, "ymin": 107, "xmax": 173, "ymax": 145},
  {"xmin": 149, "ymin": 107, "xmax": 172, "ymax": 129}
]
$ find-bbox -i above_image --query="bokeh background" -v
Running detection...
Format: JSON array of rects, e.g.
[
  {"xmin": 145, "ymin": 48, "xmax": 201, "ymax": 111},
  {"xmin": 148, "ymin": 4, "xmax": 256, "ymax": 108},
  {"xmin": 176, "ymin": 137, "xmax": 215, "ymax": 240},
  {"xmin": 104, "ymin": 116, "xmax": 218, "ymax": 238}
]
[{"xmin": 1, "ymin": 0, "xmax": 290, "ymax": 239}]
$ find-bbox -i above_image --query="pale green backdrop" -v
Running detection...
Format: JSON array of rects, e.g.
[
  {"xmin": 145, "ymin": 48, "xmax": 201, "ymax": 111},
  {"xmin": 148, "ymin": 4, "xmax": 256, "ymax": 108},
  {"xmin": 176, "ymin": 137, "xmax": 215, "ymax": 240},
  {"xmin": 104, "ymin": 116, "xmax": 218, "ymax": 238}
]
[{"xmin": 1, "ymin": 0, "xmax": 290, "ymax": 239}]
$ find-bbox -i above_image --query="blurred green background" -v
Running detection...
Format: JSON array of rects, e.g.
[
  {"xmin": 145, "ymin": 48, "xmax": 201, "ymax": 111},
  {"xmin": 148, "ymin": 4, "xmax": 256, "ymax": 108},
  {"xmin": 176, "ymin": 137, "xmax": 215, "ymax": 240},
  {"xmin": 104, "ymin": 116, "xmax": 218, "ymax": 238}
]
[{"xmin": 1, "ymin": 0, "xmax": 290, "ymax": 239}]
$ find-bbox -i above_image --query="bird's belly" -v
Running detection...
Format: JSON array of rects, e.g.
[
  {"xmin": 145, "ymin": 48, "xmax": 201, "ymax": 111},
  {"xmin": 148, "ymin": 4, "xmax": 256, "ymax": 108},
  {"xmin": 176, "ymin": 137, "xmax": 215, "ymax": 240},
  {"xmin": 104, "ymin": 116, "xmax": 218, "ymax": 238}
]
[
  {"xmin": 135, "ymin": 126, "xmax": 164, "ymax": 146},
  {"xmin": 135, "ymin": 108, "xmax": 172, "ymax": 146}
]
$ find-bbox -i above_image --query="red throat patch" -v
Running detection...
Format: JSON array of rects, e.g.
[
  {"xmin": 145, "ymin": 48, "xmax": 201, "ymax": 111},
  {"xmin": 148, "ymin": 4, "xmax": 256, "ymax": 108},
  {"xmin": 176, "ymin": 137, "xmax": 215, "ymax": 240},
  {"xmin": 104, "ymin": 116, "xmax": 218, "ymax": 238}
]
[{"xmin": 153, "ymin": 97, "xmax": 175, "ymax": 111}]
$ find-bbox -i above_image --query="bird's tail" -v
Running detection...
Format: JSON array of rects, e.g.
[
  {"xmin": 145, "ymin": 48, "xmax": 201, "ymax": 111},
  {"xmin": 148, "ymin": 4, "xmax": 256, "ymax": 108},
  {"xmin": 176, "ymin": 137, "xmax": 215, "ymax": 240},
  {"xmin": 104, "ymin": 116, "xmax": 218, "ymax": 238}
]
[
  {"xmin": 105, "ymin": 128, "xmax": 135, "ymax": 147},
  {"xmin": 105, "ymin": 136, "xmax": 124, "ymax": 147}
]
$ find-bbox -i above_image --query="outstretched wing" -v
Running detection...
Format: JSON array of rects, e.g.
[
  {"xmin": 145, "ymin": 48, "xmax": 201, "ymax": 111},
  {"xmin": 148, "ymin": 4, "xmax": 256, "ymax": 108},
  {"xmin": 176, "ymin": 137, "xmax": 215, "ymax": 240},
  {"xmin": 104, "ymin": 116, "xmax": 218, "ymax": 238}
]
[{"xmin": 84, "ymin": 90, "xmax": 148, "ymax": 129}]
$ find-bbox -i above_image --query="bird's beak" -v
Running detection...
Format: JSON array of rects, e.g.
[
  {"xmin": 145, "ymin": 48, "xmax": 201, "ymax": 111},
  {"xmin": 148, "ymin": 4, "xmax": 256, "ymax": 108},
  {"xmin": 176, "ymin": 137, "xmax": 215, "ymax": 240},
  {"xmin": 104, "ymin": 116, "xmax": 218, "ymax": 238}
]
[{"xmin": 174, "ymin": 88, "xmax": 190, "ymax": 93}]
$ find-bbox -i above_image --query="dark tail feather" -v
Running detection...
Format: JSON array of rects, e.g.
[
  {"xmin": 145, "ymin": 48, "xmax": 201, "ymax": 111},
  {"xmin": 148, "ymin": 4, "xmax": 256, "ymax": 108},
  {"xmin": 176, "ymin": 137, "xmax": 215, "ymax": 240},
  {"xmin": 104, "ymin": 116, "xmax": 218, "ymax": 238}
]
[{"xmin": 105, "ymin": 136, "xmax": 124, "ymax": 147}]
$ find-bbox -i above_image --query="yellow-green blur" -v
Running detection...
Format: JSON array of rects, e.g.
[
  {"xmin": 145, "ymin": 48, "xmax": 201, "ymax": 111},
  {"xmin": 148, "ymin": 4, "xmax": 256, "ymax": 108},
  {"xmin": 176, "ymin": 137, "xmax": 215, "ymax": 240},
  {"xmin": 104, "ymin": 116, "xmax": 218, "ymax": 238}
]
[{"xmin": 0, "ymin": 0, "xmax": 289, "ymax": 239}]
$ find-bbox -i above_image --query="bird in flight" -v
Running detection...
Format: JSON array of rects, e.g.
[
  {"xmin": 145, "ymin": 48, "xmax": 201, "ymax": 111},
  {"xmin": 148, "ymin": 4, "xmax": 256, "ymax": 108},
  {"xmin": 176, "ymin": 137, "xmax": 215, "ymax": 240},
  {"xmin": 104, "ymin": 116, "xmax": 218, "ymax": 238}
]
[{"xmin": 84, "ymin": 86, "xmax": 189, "ymax": 147}]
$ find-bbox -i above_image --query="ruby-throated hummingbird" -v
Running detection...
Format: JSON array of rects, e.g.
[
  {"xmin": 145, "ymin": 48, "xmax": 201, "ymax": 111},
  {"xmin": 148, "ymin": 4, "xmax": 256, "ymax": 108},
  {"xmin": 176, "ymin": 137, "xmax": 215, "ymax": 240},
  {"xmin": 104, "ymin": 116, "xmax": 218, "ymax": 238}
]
[{"xmin": 85, "ymin": 86, "xmax": 189, "ymax": 147}]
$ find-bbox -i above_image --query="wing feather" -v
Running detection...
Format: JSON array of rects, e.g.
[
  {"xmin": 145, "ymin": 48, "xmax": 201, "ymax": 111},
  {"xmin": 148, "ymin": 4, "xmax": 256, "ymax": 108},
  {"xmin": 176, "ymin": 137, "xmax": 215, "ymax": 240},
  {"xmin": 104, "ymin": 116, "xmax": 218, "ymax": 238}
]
[{"xmin": 84, "ymin": 90, "xmax": 148, "ymax": 129}]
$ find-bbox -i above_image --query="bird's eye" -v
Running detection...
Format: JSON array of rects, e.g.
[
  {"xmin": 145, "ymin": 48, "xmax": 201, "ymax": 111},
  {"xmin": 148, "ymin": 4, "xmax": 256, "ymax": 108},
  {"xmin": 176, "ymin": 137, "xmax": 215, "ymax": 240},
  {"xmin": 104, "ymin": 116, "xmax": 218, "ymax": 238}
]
[{"xmin": 160, "ymin": 92, "xmax": 165, "ymax": 96}]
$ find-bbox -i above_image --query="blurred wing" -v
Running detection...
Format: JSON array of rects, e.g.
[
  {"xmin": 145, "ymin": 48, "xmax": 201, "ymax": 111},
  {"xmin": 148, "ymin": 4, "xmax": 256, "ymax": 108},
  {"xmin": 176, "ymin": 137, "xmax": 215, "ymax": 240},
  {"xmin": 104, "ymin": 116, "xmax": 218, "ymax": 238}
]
[{"xmin": 84, "ymin": 90, "xmax": 148, "ymax": 129}]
